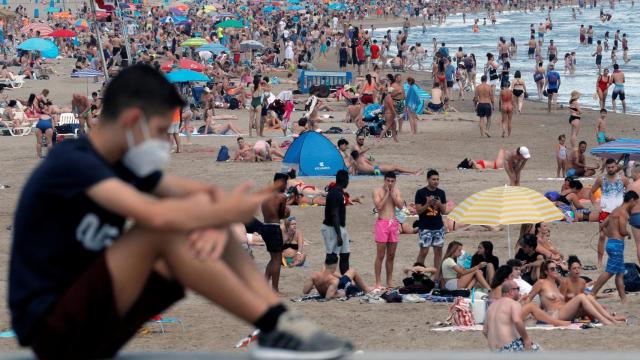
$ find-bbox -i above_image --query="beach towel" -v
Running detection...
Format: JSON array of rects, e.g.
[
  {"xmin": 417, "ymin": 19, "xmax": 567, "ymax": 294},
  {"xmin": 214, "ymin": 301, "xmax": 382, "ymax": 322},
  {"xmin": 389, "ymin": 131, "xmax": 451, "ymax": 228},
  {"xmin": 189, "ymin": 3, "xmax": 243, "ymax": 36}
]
[
  {"xmin": 290, "ymin": 294, "xmax": 327, "ymax": 303},
  {"xmin": 431, "ymin": 323, "xmax": 594, "ymax": 332}
]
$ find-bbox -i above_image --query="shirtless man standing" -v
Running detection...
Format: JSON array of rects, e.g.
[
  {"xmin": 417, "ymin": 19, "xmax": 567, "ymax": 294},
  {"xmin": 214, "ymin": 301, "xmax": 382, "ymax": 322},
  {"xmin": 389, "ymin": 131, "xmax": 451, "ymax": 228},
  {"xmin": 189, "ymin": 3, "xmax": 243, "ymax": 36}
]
[
  {"xmin": 591, "ymin": 191, "xmax": 639, "ymax": 303},
  {"xmin": 71, "ymin": 93, "xmax": 91, "ymax": 133},
  {"xmin": 474, "ymin": 75, "xmax": 494, "ymax": 138},
  {"xmin": 610, "ymin": 63, "xmax": 626, "ymax": 114},
  {"xmin": 261, "ymin": 173, "xmax": 290, "ymax": 293},
  {"xmin": 483, "ymin": 280, "xmax": 540, "ymax": 352},
  {"xmin": 504, "ymin": 146, "xmax": 530, "ymax": 186},
  {"xmin": 372, "ymin": 172, "xmax": 404, "ymax": 289},
  {"xmin": 566, "ymin": 141, "xmax": 597, "ymax": 177},
  {"xmin": 626, "ymin": 165, "xmax": 640, "ymax": 264},
  {"xmin": 350, "ymin": 150, "xmax": 420, "ymax": 175},
  {"xmin": 302, "ymin": 258, "xmax": 372, "ymax": 299}
]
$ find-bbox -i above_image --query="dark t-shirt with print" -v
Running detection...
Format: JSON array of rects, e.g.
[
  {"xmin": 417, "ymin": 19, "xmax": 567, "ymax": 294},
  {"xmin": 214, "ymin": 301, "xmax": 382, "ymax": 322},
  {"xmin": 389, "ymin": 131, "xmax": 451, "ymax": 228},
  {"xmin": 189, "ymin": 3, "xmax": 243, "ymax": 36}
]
[
  {"xmin": 9, "ymin": 137, "xmax": 162, "ymax": 345},
  {"xmin": 414, "ymin": 187, "xmax": 446, "ymax": 230}
]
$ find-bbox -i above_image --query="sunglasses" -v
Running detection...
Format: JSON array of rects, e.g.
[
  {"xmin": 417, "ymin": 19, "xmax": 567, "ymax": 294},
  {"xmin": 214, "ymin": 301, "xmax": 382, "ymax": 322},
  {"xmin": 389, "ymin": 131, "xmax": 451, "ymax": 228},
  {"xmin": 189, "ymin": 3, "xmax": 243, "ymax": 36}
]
[{"xmin": 509, "ymin": 287, "xmax": 520, "ymax": 291}]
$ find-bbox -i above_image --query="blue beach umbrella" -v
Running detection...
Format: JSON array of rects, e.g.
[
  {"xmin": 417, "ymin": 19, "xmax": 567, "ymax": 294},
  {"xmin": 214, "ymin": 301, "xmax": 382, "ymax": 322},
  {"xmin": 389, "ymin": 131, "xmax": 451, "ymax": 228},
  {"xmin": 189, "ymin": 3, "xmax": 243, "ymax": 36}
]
[
  {"xmin": 286, "ymin": 5, "xmax": 304, "ymax": 11},
  {"xmin": 166, "ymin": 69, "xmax": 210, "ymax": 83},
  {"xmin": 591, "ymin": 138, "xmax": 640, "ymax": 161},
  {"xmin": 263, "ymin": 6, "xmax": 278, "ymax": 13},
  {"xmin": 327, "ymin": 3, "xmax": 347, "ymax": 11},
  {"xmin": 288, "ymin": 0, "xmax": 300, "ymax": 3},
  {"xmin": 17, "ymin": 38, "xmax": 58, "ymax": 58},
  {"xmin": 196, "ymin": 43, "xmax": 230, "ymax": 54}
]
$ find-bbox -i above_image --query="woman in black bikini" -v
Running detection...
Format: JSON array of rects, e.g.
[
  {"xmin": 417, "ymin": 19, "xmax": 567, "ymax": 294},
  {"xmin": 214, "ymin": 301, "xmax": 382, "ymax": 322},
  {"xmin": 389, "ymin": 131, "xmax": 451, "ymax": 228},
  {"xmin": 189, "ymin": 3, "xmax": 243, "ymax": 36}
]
[
  {"xmin": 568, "ymin": 90, "xmax": 582, "ymax": 149},
  {"xmin": 554, "ymin": 180, "xmax": 600, "ymax": 222},
  {"xmin": 282, "ymin": 217, "xmax": 306, "ymax": 267},
  {"xmin": 511, "ymin": 71, "xmax": 527, "ymax": 113}
]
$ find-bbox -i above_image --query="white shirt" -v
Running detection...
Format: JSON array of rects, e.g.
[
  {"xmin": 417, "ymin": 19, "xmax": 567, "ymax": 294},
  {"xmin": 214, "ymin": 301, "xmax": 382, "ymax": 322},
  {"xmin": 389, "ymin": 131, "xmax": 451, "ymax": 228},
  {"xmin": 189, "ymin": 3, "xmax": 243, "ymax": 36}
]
[{"xmin": 285, "ymin": 44, "xmax": 294, "ymax": 60}]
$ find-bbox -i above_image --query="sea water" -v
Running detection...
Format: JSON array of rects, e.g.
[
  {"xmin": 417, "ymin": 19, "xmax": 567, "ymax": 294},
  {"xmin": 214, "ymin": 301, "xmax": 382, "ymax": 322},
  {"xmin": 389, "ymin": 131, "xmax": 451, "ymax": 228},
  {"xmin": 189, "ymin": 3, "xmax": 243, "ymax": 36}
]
[{"xmin": 373, "ymin": 3, "xmax": 639, "ymax": 113}]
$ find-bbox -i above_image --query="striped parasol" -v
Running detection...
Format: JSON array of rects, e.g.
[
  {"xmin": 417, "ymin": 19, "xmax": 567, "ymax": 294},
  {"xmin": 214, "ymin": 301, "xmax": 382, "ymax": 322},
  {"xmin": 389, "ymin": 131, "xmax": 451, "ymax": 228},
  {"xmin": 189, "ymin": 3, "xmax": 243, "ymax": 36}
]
[
  {"xmin": 21, "ymin": 23, "xmax": 53, "ymax": 36},
  {"xmin": 449, "ymin": 186, "xmax": 564, "ymax": 256},
  {"xmin": 591, "ymin": 138, "xmax": 640, "ymax": 161}
]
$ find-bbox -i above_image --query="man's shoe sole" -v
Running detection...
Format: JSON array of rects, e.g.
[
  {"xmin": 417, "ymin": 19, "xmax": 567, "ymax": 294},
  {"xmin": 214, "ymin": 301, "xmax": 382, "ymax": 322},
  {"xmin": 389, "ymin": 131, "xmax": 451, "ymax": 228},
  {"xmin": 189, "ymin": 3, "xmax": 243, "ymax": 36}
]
[{"xmin": 249, "ymin": 346, "xmax": 350, "ymax": 360}]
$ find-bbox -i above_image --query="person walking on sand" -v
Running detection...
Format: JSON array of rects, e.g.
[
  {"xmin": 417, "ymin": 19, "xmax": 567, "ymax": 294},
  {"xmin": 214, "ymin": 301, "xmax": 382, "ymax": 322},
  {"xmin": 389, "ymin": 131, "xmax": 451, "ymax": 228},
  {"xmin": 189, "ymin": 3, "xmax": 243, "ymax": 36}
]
[
  {"xmin": 499, "ymin": 83, "xmax": 514, "ymax": 137},
  {"xmin": 414, "ymin": 170, "xmax": 447, "ymax": 272},
  {"xmin": 544, "ymin": 63, "xmax": 561, "ymax": 113},
  {"xmin": 261, "ymin": 173, "xmax": 290, "ymax": 294},
  {"xmin": 474, "ymin": 75, "xmax": 494, "ymax": 138},
  {"xmin": 591, "ymin": 191, "xmax": 639, "ymax": 303},
  {"xmin": 504, "ymin": 146, "xmax": 530, "ymax": 186},
  {"xmin": 372, "ymin": 172, "xmax": 404, "ymax": 290},
  {"xmin": 483, "ymin": 280, "xmax": 541, "ymax": 352},
  {"xmin": 610, "ymin": 63, "xmax": 626, "ymax": 114}
]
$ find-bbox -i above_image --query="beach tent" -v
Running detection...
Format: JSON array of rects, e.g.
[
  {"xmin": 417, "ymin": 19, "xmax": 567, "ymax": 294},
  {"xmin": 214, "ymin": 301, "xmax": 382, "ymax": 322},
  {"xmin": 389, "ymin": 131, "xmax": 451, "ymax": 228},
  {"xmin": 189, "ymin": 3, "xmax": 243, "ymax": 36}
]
[{"xmin": 282, "ymin": 131, "xmax": 347, "ymax": 176}]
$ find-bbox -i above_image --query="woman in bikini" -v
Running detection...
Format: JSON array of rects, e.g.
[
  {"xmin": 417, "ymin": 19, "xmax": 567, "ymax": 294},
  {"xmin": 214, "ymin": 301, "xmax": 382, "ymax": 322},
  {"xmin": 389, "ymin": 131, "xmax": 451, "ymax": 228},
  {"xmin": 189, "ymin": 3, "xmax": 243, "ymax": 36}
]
[
  {"xmin": 568, "ymin": 90, "xmax": 582, "ymax": 149},
  {"xmin": 286, "ymin": 168, "xmax": 327, "ymax": 197},
  {"xmin": 248, "ymin": 78, "xmax": 262, "ymax": 137},
  {"xmin": 595, "ymin": 69, "xmax": 610, "ymax": 110},
  {"xmin": 499, "ymin": 83, "xmax": 514, "ymax": 138},
  {"xmin": 281, "ymin": 217, "xmax": 306, "ymax": 267},
  {"xmin": 359, "ymin": 74, "xmax": 377, "ymax": 106},
  {"xmin": 533, "ymin": 61, "xmax": 546, "ymax": 100},
  {"xmin": 286, "ymin": 187, "xmax": 326, "ymax": 206},
  {"xmin": 526, "ymin": 260, "xmax": 621, "ymax": 325},
  {"xmin": 459, "ymin": 148, "xmax": 506, "ymax": 170},
  {"xmin": 511, "ymin": 71, "xmax": 527, "ymax": 113}
]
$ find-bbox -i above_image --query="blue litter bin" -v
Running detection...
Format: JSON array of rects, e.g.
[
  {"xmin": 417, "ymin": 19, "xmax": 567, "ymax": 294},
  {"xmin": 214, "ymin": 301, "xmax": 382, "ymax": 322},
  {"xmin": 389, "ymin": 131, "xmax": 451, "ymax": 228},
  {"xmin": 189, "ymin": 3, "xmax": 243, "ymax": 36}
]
[{"xmin": 34, "ymin": 9, "xmax": 40, "ymax": 18}]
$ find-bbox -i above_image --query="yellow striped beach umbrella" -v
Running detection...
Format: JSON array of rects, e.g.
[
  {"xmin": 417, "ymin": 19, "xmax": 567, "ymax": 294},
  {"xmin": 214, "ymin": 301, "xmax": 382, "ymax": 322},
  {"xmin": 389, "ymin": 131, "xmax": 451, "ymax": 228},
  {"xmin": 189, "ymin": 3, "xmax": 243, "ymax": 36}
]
[{"xmin": 449, "ymin": 186, "xmax": 563, "ymax": 256}]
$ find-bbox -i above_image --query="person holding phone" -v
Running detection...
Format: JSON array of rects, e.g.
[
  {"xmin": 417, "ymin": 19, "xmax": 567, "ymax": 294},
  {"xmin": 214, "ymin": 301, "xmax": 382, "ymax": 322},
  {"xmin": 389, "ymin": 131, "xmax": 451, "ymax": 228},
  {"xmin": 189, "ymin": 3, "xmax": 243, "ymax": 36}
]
[{"xmin": 414, "ymin": 169, "xmax": 447, "ymax": 272}]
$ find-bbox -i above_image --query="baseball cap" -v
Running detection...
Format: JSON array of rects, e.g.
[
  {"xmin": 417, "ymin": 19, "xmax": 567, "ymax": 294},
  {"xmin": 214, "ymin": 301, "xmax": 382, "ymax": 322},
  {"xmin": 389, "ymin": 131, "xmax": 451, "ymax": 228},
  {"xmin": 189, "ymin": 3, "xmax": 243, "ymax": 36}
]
[{"xmin": 518, "ymin": 146, "xmax": 531, "ymax": 159}]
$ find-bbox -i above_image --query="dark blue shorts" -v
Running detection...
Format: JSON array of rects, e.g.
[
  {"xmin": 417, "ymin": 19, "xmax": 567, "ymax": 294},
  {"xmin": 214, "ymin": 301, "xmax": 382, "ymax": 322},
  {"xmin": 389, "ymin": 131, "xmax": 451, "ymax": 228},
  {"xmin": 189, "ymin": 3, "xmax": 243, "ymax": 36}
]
[{"xmin": 36, "ymin": 119, "xmax": 52, "ymax": 132}]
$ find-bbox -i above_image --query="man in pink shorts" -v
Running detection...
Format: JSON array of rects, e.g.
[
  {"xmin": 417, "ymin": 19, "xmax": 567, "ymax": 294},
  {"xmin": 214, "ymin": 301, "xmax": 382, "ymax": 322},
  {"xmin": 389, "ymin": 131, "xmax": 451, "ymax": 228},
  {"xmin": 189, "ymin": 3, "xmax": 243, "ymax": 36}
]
[{"xmin": 372, "ymin": 172, "xmax": 405, "ymax": 289}]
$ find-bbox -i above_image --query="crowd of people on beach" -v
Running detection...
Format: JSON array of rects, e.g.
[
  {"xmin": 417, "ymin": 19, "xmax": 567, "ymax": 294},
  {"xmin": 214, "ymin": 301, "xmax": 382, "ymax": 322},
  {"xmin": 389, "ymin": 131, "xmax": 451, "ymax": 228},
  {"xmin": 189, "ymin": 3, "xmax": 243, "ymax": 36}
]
[{"xmin": 2, "ymin": 0, "xmax": 639, "ymax": 357}]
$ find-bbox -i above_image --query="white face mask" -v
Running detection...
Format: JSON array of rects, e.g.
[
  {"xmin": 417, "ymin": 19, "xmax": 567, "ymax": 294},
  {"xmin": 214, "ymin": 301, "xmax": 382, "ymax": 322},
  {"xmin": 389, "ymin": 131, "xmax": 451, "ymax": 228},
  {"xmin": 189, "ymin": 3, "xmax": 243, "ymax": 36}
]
[{"xmin": 122, "ymin": 119, "xmax": 171, "ymax": 178}]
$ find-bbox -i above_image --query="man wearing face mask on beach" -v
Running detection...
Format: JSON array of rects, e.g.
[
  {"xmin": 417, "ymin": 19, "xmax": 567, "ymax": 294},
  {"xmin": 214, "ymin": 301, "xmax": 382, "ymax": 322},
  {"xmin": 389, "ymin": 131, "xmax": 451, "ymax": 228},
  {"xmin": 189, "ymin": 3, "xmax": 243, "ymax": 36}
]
[{"xmin": 9, "ymin": 65, "xmax": 353, "ymax": 360}]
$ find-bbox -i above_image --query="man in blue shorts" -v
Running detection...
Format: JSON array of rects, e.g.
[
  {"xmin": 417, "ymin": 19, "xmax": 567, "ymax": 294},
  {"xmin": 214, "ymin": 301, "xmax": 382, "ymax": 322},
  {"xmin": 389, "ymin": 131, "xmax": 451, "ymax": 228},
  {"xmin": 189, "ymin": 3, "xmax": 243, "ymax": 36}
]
[{"xmin": 591, "ymin": 191, "xmax": 639, "ymax": 303}]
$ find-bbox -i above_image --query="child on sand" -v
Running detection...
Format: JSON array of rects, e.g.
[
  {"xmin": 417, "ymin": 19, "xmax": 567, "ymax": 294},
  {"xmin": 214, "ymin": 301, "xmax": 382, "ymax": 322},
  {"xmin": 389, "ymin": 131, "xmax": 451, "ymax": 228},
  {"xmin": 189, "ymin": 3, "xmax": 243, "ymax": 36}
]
[
  {"xmin": 556, "ymin": 134, "xmax": 567, "ymax": 178},
  {"xmin": 596, "ymin": 109, "xmax": 615, "ymax": 145}
]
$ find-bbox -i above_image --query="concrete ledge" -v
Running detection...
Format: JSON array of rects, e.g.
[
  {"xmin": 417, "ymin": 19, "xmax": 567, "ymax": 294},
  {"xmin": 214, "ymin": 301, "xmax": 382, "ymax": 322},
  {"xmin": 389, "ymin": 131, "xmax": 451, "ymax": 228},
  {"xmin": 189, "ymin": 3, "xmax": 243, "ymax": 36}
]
[{"xmin": 2, "ymin": 352, "xmax": 640, "ymax": 360}]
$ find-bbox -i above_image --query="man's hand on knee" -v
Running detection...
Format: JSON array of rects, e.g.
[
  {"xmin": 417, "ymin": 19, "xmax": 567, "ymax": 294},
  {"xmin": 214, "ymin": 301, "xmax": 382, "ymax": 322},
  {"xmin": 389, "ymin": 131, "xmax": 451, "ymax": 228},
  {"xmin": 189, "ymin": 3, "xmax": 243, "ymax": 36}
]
[{"xmin": 187, "ymin": 227, "xmax": 229, "ymax": 261}]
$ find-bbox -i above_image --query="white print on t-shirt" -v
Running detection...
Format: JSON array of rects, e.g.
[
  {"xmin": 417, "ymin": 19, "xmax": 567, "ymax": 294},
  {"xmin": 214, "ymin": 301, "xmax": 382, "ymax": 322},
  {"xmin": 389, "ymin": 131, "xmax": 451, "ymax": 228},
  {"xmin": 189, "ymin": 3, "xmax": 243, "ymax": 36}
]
[{"xmin": 75, "ymin": 213, "xmax": 120, "ymax": 251}]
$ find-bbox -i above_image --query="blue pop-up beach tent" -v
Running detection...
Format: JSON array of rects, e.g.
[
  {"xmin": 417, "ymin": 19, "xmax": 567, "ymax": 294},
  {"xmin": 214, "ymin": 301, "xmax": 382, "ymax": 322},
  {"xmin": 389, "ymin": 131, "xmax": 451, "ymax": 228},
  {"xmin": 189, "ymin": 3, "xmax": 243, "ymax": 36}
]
[{"xmin": 282, "ymin": 131, "xmax": 347, "ymax": 176}]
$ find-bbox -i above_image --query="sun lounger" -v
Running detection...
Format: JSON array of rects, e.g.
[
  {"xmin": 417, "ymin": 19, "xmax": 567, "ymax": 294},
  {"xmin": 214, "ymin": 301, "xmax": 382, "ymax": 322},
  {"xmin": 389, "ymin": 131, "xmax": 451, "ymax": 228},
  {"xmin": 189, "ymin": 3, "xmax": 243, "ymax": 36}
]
[
  {"xmin": 57, "ymin": 113, "xmax": 81, "ymax": 138},
  {"xmin": 0, "ymin": 109, "xmax": 32, "ymax": 136},
  {"xmin": 0, "ymin": 75, "xmax": 26, "ymax": 89}
]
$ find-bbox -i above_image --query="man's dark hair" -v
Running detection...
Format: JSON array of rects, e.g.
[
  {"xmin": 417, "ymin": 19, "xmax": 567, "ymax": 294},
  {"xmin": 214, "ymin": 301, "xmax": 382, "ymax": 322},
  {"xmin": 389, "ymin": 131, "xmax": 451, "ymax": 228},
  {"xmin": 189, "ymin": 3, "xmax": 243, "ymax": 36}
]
[
  {"xmin": 569, "ymin": 180, "xmax": 583, "ymax": 190},
  {"xmin": 613, "ymin": 63, "xmax": 619, "ymax": 70},
  {"xmin": 624, "ymin": 190, "xmax": 639, "ymax": 203},
  {"xmin": 579, "ymin": 140, "xmax": 587, "ymax": 147},
  {"xmin": 336, "ymin": 169, "xmax": 349, "ymax": 188},
  {"xmin": 506, "ymin": 259, "xmax": 523, "ymax": 268},
  {"xmin": 298, "ymin": 117, "xmax": 308, "ymax": 127},
  {"xmin": 91, "ymin": 91, "xmax": 98, "ymax": 97},
  {"xmin": 325, "ymin": 253, "xmax": 338, "ymax": 265},
  {"xmin": 522, "ymin": 233, "xmax": 538, "ymax": 249},
  {"xmin": 337, "ymin": 138, "xmax": 348, "ymax": 147},
  {"xmin": 350, "ymin": 150, "xmax": 360, "ymax": 160},
  {"xmin": 274, "ymin": 172, "xmax": 289, "ymax": 182},
  {"xmin": 384, "ymin": 172, "xmax": 396, "ymax": 179},
  {"xmin": 427, "ymin": 169, "xmax": 439, "ymax": 179},
  {"xmin": 605, "ymin": 158, "xmax": 616, "ymax": 165},
  {"xmin": 480, "ymin": 75, "xmax": 487, "ymax": 82},
  {"xmin": 100, "ymin": 65, "xmax": 185, "ymax": 122}
]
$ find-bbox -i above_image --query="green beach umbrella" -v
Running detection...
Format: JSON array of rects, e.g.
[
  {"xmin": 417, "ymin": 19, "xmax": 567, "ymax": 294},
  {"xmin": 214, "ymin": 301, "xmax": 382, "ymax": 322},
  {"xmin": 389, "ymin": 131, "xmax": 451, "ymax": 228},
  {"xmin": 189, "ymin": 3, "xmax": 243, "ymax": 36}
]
[
  {"xmin": 216, "ymin": 19, "xmax": 243, "ymax": 28},
  {"xmin": 180, "ymin": 37, "xmax": 208, "ymax": 47}
]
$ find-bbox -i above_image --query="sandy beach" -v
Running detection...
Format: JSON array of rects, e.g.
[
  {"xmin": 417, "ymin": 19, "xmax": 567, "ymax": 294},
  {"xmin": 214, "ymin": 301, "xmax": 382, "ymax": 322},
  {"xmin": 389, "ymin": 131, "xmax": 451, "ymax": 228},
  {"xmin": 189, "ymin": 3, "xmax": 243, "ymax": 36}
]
[{"xmin": 1, "ymin": 4, "xmax": 640, "ymax": 355}]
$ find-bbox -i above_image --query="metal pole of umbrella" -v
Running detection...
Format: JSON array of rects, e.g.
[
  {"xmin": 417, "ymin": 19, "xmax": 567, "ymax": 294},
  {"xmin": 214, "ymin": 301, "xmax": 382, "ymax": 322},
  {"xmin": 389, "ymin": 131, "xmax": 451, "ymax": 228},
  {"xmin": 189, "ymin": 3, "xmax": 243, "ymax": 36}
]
[
  {"xmin": 507, "ymin": 225, "xmax": 512, "ymax": 258},
  {"xmin": 89, "ymin": 0, "xmax": 109, "ymax": 81}
]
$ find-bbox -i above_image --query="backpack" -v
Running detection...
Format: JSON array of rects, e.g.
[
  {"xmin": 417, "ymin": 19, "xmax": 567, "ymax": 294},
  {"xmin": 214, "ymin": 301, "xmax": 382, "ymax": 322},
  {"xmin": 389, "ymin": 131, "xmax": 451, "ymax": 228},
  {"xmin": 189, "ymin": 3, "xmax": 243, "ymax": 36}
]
[
  {"xmin": 624, "ymin": 263, "xmax": 640, "ymax": 292},
  {"xmin": 447, "ymin": 297, "xmax": 475, "ymax": 326},
  {"xmin": 216, "ymin": 145, "xmax": 230, "ymax": 161}
]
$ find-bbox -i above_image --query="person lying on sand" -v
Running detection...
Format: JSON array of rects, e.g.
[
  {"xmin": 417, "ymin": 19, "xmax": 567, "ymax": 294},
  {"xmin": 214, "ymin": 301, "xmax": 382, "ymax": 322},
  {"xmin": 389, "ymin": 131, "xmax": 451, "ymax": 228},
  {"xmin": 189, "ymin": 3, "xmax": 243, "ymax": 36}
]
[
  {"xmin": 286, "ymin": 187, "xmax": 327, "ymax": 206},
  {"xmin": 254, "ymin": 139, "xmax": 285, "ymax": 161},
  {"xmin": 552, "ymin": 179, "xmax": 600, "ymax": 222},
  {"xmin": 457, "ymin": 149, "xmax": 507, "ymax": 170},
  {"xmin": 233, "ymin": 137, "xmax": 255, "ymax": 162},
  {"xmin": 286, "ymin": 168, "xmax": 327, "ymax": 197},
  {"xmin": 350, "ymin": 150, "xmax": 421, "ymax": 175},
  {"xmin": 302, "ymin": 257, "xmax": 372, "ymax": 299}
]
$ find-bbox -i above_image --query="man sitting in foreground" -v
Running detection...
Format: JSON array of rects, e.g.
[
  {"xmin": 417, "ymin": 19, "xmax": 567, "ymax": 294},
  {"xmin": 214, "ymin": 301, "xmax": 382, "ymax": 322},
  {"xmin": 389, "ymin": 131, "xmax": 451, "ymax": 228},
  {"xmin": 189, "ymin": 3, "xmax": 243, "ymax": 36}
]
[
  {"xmin": 303, "ymin": 255, "xmax": 373, "ymax": 299},
  {"xmin": 483, "ymin": 280, "xmax": 541, "ymax": 352},
  {"xmin": 8, "ymin": 65, "xmax": 351, "ymax": 360},
  {"xmin": 350, "ymin": 150, "xmax": 421, "ymax": 175}
]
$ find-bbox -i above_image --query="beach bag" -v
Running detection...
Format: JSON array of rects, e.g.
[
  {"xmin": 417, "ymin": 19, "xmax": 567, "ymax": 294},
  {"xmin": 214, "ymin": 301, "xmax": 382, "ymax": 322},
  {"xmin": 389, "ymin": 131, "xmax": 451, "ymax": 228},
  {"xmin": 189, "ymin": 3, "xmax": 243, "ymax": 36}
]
[
  {"xmin": 447, "ymin": 297, "xmax": 475, "ymax": 326},
  {"xmin": 216, "ymin": 145, "xmax": 230, "ymax": 161},
  {"xmin": 623, "ymin": 263, "xmax": 640, "ymax": 292}
]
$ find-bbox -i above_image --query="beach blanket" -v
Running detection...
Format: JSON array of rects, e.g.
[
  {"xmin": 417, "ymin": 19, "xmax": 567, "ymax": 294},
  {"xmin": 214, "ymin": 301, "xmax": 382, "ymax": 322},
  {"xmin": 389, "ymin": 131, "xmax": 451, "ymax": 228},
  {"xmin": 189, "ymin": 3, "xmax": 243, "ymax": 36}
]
[{"xmin": 431, "ymin": 323, "xmax": 597, "ymax": 332}]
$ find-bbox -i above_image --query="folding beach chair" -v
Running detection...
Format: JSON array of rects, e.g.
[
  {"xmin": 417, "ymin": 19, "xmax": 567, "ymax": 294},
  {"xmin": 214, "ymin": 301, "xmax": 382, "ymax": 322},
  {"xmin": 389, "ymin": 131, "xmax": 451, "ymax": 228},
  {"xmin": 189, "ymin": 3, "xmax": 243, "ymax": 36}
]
[
  {"xmin": 148, "ymin": 315, "xmax": 185, "ymax": 335},
  {"xmin": 0, "ymin": 109, "xmax": 33, "ymax": 136},
  {"xmin": 57, "ymin": 113, "xmax": 81, "ymax": 138}
]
